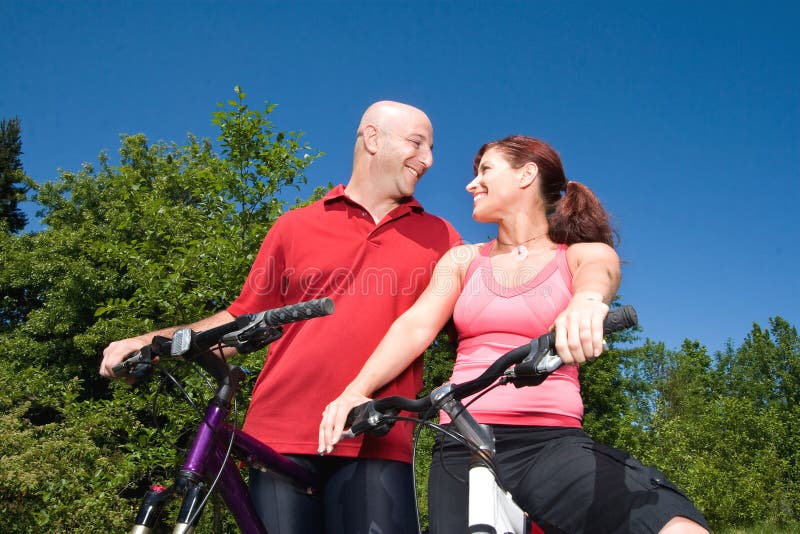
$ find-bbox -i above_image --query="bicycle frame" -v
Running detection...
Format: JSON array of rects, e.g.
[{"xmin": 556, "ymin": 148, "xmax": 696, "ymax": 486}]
[
  {"xmin": 433, "ymin": 383, "xmax": 530, "ymax": 534},
  {"xmin": 131, "ymin": 362, "xmax": 320, "ymax": 534},
  {"xmin": 117, "ymin": 298, "xmax": 337, "ymax": 533}
]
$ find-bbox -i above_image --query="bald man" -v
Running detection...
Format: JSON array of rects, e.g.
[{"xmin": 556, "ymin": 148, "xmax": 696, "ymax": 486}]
[{"xmin": 101, "ymin": 101, "xmax": 461, "ymax": 533}]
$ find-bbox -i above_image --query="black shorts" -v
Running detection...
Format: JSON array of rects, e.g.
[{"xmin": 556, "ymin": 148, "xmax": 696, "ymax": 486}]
[
  {"xmin": 428, "ymin": 425, "xmax": 709, "ymax": 534},
  {"xmin": 250, "ymin": 455, "xmax": 418, "ymax": 534}
]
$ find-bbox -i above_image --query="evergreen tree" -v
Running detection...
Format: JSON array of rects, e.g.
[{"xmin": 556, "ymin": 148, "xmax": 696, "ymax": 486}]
[{"xmin": 0, "ymin": 117, "xmax": 29, "ymax": 232}]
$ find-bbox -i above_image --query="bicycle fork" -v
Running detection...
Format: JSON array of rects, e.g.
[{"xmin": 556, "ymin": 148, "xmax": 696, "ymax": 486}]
[
  {"xmin": 130, "ymin": 472, "xmax": 209, "ymax": 534},
  {"xmin": 130, "ymin": 399, "xmax": 230, "ymax": 534}
]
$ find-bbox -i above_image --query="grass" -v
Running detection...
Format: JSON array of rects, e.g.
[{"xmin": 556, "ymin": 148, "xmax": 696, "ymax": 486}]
[{"xmin": 716, "ymin": 523, "xmax": 800, "ymax": 534}]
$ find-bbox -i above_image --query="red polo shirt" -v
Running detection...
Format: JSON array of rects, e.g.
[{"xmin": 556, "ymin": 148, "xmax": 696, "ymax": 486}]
[{"xmin": 228, "ymin": 185, "xmax": 461, "ymax": 462}]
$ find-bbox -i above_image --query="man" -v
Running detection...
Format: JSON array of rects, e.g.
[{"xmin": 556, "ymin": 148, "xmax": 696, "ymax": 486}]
[{"xmin": 100, "ymin": 101, "xmax": 461, "ymax": 533}]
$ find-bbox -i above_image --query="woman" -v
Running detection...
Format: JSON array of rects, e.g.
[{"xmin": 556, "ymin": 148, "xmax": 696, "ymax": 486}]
[{"xmin": 319, "ymin": 135, "xmax": 709, "ymax": 533}]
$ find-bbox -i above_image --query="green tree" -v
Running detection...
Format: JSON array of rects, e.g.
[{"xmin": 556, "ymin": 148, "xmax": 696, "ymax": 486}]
[
  {"xmin": 0, "ymin": 116, "xmax": 29, "ymax": 233},
  {"xmin": 0, "ymin": 89, "xmax": 323, "ymax": 532},
  {"xmin": 613, "ymin": 339, "xmax": 713, "ymax": 426},
  {"xmin": 580, "ymin": 305, "xmax": 645, "ymax": 448},
  {"xmin": 644, "ymin": 395, "xmax": 792, "ymax": 528},
  {"xmin": 708, "ymin": 318, "xmax": 800, "ymax": 528},
  {"xmin": 623, "ymin": 322, "xmax": 799, "ymax": 530},
  {"xmin": 716, "ymin": 318, "xmax": 800, "ymax": 408}
]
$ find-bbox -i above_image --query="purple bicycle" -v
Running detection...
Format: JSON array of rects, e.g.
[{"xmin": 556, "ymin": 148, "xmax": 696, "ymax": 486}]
[{"xmin": 112, "ymin": 298, "xmax": 334, "ymax": 534}]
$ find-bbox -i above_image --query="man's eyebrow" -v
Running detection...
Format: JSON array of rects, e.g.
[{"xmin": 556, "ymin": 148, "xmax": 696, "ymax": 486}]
[{"xmin": 408, "ymin": 132, "xmax": 433, "ymax": 147}]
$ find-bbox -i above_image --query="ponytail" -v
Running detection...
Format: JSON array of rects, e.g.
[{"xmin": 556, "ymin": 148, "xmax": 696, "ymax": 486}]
[
  {"xmin": 548, "ymin": 180, "xmax": 615, "ymax": 247},
  {"xmin": 474, "ymin": 135, "xmax": 617, "ymax": 248},
  {"xmin": 472, "ymin": 135, "xmax": 616, "ymax": 247}
]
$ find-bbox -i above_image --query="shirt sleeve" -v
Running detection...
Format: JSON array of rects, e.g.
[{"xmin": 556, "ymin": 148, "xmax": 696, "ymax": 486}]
[
  {"xmin": 438, "ymin": 216, "xmax": 462, "ymax": 250},
  {"xmin": 227, "ymin": 216, "xmax": 288, "ymax": 317},
  {"xmin": 449, "ymin": 223, "xmax": 463, "ymax": 248}
]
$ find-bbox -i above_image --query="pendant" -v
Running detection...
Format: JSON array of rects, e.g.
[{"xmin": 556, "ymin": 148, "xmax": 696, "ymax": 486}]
[{"xmin": 512, "ymin": 245, "xmax": 528, "ymax": 260}]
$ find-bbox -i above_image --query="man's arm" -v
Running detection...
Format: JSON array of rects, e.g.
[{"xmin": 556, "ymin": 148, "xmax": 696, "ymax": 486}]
[{"xmin": 99, "ymin": 309, "xmax": 237, "ymax": 380}]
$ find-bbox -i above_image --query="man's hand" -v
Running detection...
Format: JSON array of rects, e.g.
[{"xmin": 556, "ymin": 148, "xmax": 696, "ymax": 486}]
[{"xmin": 99, "ymin": 336, "xmax": 151, "ymax": 383}]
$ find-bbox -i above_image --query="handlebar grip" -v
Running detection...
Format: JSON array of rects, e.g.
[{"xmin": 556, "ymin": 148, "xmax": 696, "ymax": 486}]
[
  {"xmin": 262, "ymin": 297, "xmax": 335, "ymax": 326},
  {"xmin": 343, "ymin": 400, "xmax": 401, "ymax": 438},
  {"xmin": 110, "ymin": 349, "xmax": 154, "ymax": 382},
  {"xmin": 547, "ymin": 305, "xmax": 638, "ymax": 353},
  {"xmin": 603, "ymin": 305, "xmax": 638, "ymax": 335},
  {"xmin": 111, "ymin": 350, "xmax": 144, "ymax": 376},
  {"xmin": 509, "ymin": 305, "xmax": 639, "ymax": 383}
]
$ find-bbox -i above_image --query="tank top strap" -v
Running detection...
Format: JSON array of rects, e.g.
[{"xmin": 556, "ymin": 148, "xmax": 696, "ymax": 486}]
[
  {"xmin": 463, "ymin": 241, "xmax": 495, "ymax": 283},
  {"xmin": 555, "ymin": 243, "xmax": 572, "ymax": 281}
]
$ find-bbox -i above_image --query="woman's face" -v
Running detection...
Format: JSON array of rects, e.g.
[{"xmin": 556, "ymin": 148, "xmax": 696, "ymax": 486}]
[{"xmin": 466, "ymin": 148, "xmax": 523, "ymax": 223}]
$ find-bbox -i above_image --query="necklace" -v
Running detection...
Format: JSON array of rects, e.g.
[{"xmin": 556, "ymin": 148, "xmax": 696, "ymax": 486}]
[{"xmin": 496, "ymin": 233, "xmax": 547, "ymax": 261}]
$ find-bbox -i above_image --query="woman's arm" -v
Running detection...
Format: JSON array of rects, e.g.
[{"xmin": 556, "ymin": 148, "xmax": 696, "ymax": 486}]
[
  {"xmin": 318, "ymin": 244, "xmax": 475, "ymax": 453},
  {"xmin": 557, "ymin": 242, "xmax": 621, "ymax": 365}
]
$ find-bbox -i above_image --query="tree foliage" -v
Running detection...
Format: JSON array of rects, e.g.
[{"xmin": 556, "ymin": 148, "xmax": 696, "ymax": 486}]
[
  {"xmin": 578, "ymin": 319, "xmax": 800, "ymax": 530},
  {"xmin": 0, "ymin": 89, "xmax": 324, "ymax": 532},
  {"xmin": 0, "ymin": 88, "xmax": 797, "ymax": 532},
  {"xmin": 0, "ymin": 116, "xmax": 30, "ymax": 233}
]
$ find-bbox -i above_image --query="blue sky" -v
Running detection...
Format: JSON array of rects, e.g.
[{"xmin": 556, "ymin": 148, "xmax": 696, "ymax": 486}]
[{"xmin": 2, "ymin": 1, "xmax": 798, "ymax": 353}]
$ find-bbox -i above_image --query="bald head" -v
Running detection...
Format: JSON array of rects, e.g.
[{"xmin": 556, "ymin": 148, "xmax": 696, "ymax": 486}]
[
  {"xmin": 353, "ymin": 100, "xmax": 433, "ymax": 168},
  {"xmin": 356, "ymin": 101, "xmax": 432, "ymax": 138},
  {"xmin": 347, "ymin": 100, "xmax": 435, "ymax": 208}
]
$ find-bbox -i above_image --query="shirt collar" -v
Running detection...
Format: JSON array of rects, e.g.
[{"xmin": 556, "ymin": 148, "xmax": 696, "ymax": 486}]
[{"xmin": 323, "ymin": 184, "xmax": 424, "ymax": 213}]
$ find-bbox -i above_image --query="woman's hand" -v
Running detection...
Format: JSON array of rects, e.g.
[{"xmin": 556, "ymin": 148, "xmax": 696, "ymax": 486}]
[
  {"xmin": 318, "ymin": 388, "xmax": 372, "ymax": 455},
  {"xmin": 553, "ymin": 291, "xmax": 610, "ymax": 365}
]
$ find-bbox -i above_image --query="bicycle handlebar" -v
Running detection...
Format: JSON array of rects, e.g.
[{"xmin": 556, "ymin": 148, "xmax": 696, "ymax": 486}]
[
  {"xmin": 111, "ymin": 298, "xmax": 335, "ymax": 381},
  {"xmin": 345, "ymin": 305, "xmax": 638, "ymax": 437},
  {"xmin": 503, "ymin": 303, "xmax": 638, "ymax": 382}
]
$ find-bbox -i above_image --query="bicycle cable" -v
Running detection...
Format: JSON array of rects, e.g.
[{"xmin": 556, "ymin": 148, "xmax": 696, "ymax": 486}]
[
  {"xmin": 147, "ymin": 365, "xmax": 206, "ymax": 447},
  {"xmin": 435, "ymin": 380, "xmax": 506, "ymax": 484},
  {"xmin": 411, "ymin": 417, "xmax": 424, "ymax": 534},
  {"xmin": 386, "ymin": 412, "xmax": 504, "ymax": 483},
  {"xmin": 185, "ymin": 343, "xmax": 241, "ymax": 528},
  {"xmin": 185, "ymin": 392, "xmax": 238, "ymax": 528},
  {"xmin": 405, "ymin": 400, "xmax": 453, "ymax": 534},
  {"xmin": 139, "ymin": 342, "xmax": 249, "ymax": 529},
  {"xmin": 148, "ymin": 341, "xmax": 230, "ymax": 435}
]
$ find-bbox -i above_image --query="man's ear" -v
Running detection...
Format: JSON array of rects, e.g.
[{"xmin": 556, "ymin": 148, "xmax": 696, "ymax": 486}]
[
  {"xmin": 519, "ymin": 162, "xmax": 539, "ymax": 188},
  {"xmin": 362, "ymin": 124, "xmax": 380, "ymax": 155}
]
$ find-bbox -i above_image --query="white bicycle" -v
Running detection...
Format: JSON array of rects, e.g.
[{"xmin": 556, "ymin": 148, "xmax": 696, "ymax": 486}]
[{"xmin": 343, "ymin": 305, "xmax": 638, "ymax": 534}]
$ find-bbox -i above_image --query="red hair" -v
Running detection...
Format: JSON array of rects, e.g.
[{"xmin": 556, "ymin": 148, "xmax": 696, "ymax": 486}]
[{"xmin": 473, "ymin": 135, "xmax": 616, "ymax": 247}]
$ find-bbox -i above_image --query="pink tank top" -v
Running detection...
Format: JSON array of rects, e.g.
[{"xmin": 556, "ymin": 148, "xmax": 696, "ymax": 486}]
[{"xmin": 442, "ymin": 241, "xmax": 583, "ymax": 427}]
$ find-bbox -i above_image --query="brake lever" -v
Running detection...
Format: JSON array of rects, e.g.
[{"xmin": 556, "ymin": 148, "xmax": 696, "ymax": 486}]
[
  {"xmin": 220, "ymin": 314, "xmax": 275, "ymax": 347},
  {"xmin": 234, "ymin": 325, "xmax": 284, "ymax": 354},
  {"xmin": 112, "ymin": 345, "xmax": 156, "ymax": 383},
  {"xmin": 502, "ymin": 337, "xmax": 608, "ymax": 388},
  {"xmin": 342, "ymin": 402, "xmax": 399, "ymax": 438},
  {"xmin": 212, "ymin": 310, "xmax": 286, "ymax": 354},
  {"xmin": 501, "ymin": 335, "xmax": 557, "ymax": 387}
]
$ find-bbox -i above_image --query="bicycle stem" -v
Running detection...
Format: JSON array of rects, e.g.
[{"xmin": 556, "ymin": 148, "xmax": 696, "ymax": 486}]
[{"xmin": 432, "ymin": 383, "xmax": 495, "ymax": 455}]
